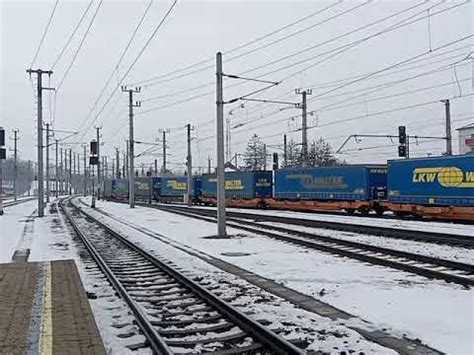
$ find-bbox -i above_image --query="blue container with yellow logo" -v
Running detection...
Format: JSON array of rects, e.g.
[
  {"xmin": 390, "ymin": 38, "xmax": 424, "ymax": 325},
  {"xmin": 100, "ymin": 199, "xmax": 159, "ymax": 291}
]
[
  {"xmin": 161, "ymin": 176, "xmax": 188, "ymax": 196},
  {"xmin": 274, "ymin": 165, "xmax": 387, "ymax": 201},
  {"xmin": 135, "ymin": 177, "xmax": 152, "ymax": 199},
  {"xmin": 201, "ymin": 171, "xmax": 273, "ymax": 199},
  {"xmin": 387, "ymin": 155, "xmax": 474, "ymax": 206}
]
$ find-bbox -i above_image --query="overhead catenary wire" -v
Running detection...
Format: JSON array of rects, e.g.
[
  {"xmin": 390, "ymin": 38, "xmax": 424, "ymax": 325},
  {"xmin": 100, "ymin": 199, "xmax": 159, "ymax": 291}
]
[
  {"xmin": 56, "ymin": 0, "xmax": 104, "ymax": 92},
  {"xmin": 77, "ymin": 0, "xmax": 178, "ymax": 139},
  {"xmin": 137, "ymin": 0, "xmax": 462, "ymax": 116},
  {"xmin": 51, "ymin": 0, "xmax": 94, "ymax": 70},
  {"xmin": 133, "ymin": 0, "xmax": 345, "ymax": 86},
  {"xmin": 75, "ymin": 0, "xmax": 154, "ymax": 134},
  {"xmin": 30, "ymin": 0, "xmax": 60, "ymax": 68}
]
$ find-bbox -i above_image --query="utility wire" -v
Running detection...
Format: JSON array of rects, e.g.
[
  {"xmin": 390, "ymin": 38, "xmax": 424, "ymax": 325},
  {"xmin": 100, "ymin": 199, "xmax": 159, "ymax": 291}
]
[
  {"xmin": 30, "ymin": 0, "xmax": 60, "ymax": 68},
  {"xmin": 137, "ymin": 0, "xmax": 458, "ymax": 115},
  {"xmin": 78, "ymin": 0, "xmax": 178, "ymax": 138},
  {"xmin": 309, "ymin": 34, "xmax": 474, "ymax": 101},
  {"xmin": 51, "ymin": 0, "xmax": 94, "ymax": 70},
  {"xmin": 133, "ymin": 1, "xmax": 344, "ymax": 86},
  {"xmin": 56, "ymin": 0, "xmax": 104, "ymax": 92},
  {"xmin": 76, "ymin": 0, "xmax": 154, "ymax": 133}
]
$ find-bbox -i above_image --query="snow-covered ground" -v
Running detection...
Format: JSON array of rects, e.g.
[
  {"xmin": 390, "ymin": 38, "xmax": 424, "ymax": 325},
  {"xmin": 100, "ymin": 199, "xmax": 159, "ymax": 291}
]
[
  {"xmin": 189, "ymin": 204, "xmax": 474, "ymax": 237},
  {"xmin": 256, "ymin": 221, "xmax": 473, "ymax": 264},
  {"xmin": 87, "ymin": 198, "xmax": 474, "ymax": 354},
  {"xmin": 0, "ymin": 199, "xmax": 37, "ymax": 262}
]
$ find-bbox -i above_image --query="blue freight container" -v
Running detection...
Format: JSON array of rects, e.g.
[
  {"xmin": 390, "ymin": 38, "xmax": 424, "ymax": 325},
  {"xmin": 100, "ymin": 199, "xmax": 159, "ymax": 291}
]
[
  {"xmin": 161, "ymin": 176, "xmax": 187, "ymax": 196},
  {"xmin": 135, "ymin": 177, "xmax": 152, "ymax": 198},
  {"xmin": 192, "ymin": 176, "xmax": 202, "ymax": 197},
  {"xmin": 387, "ymin": 155, "xmax": 474, "ymax": 206},
  {"xmin": 274, "ymin": 165, "xmax": 387, "ymax": 201},
  {"xmin": 201, "ymin": 171, "xmax": 273, "ymax": 199},
  {"xmin": 152, "ymin": 177, "xmax": 161, "ymax": 199},
  {"xmin": 112, "ymin": 178, "xmax": 129, "ymax": 198}
]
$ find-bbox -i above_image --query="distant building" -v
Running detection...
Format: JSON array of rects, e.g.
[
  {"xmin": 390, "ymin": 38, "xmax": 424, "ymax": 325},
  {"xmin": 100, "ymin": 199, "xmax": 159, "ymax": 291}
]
[{"xmin": 457, "ymin": 123, "xmax": 474, "ymax": 155}]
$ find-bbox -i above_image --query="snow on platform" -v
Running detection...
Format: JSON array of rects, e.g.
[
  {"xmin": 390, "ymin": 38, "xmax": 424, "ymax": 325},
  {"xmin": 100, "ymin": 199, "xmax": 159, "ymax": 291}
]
[{"xmin": 88, "ymin": 198, "xmax": 474, "ymax": 355}]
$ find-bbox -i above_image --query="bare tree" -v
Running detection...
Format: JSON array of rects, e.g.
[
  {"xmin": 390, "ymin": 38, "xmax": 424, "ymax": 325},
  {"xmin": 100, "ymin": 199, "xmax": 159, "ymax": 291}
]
[{"xmin": 243, "ymin": 134, "xmax": 266, "ymax": 171}]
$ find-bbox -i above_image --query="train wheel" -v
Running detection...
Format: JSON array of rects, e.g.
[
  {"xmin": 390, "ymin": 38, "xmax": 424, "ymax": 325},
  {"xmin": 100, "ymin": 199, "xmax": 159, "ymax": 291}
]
[{"xmin": 345, "ymin": 208, "xmax": 356, "ymax": 215}]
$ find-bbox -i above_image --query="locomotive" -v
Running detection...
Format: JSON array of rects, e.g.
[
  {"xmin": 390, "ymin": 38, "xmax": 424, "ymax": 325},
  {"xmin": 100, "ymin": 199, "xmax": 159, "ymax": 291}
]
[{"xmin": 102, "ymin": 154, "xmax": 474, "ymax": 221}]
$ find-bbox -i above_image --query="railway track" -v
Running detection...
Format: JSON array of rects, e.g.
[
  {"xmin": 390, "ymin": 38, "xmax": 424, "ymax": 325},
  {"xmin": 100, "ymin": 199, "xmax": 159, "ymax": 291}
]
[
  {"xmin": 149, "ymin": 204, "xmax": 474, "ymax": 288},
  {"xmin": 60, "ymin": 198, "xmax": 304, "ymax": 354},
  {"xmin": 148, "ymin": 202, "xmax": 473, "ymax": 248},
  {"xmin": 2, "ymin": 197, "xmax": 37, "ymax": 208}
]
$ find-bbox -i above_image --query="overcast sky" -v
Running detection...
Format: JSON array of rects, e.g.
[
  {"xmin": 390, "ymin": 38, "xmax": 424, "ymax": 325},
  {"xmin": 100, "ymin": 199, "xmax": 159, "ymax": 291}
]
[{"xmin": 1, "ymin": 0, "xmax": 473, "ymax": 173}]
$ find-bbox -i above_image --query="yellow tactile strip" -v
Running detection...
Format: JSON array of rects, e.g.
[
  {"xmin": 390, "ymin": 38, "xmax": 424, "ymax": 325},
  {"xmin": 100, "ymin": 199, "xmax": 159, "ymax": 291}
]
[{"xmin": 0, "ymin": 261, "xmax": 105, "ymax": 354}]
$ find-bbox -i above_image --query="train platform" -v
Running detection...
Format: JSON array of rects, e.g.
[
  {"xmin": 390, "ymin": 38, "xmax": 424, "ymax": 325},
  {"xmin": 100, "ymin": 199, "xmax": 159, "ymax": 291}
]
[{"xmin": 0, "ymin": 260, "xmax": 105, "ymax": 354}]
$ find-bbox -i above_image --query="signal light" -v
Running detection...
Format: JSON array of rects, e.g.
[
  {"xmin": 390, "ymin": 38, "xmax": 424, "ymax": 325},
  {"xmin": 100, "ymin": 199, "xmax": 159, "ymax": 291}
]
[
  {"xmin": 89, "ymin": 156, "xmax": 98, "ymax": 165},
  {"xmin": 398, "ymin": 145, "xmax": 407, "ymax": 157},
  {"xmin": 0, "ymin": 128, "xmax": 5, "ymax": 146},
  {"xmin": 90, "ymin": 140, "xmax": 98, "ymax": 155},
  {"xmin": 398, "ymin": 126, "xmax": 406, "ymax": 144}
]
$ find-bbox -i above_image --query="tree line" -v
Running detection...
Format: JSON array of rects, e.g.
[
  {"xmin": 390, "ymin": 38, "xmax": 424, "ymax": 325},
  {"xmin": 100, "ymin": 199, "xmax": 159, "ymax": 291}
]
[{"xmin": 242, "ymin": 134, "xmax": 341, "ymax": 171}]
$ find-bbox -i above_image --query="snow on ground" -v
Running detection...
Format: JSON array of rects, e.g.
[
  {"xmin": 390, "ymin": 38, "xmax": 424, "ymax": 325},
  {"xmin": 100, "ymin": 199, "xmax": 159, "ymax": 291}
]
[
  {"xmin": 77, "ymin": 197, "xmax": 395, "ymax": 354},
  {"xmin": 0, "ymin": 198, "xmax": 148, "ymax": 354},
  {"xmin": 191, "ymin": 204, "xmax": 474, "ymax": 237},
  {"xmin": 256, "ymin": 221, "xmax": 474, "ymax": 265},
  {"xmin": 89, "ymin": 198, "xmax": 474, "ymax": 355},
  {"xmin": 0, "ymin": 199, "xmax": 38, "ymax": 262}
]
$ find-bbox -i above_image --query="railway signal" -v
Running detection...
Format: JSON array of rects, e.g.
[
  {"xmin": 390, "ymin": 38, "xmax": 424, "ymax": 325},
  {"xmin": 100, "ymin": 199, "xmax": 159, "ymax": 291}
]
[{"xmin": 398, "ymin": 126, "xmax": 407, "ymax": 158}]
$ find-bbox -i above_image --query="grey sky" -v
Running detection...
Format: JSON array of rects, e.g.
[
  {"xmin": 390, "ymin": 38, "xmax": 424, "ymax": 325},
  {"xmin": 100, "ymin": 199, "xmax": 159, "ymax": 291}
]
[{"xmin": 1, "ymin": 0, "xmax": 473, "ymax": 172}]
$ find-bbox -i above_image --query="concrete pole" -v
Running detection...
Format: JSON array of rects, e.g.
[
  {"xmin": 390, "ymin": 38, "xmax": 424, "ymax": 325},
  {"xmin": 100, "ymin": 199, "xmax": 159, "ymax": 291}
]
[
  {"xmin": 116, "ymin": 148, "xmax": 120, "ymax": 178},
  {"xmin": 301, "ymin": 91, "xmax": 308, "ymax": 167},
  {"xmin": 37, "ymin": 74, "xmax": 44, "ymax": 216},
  {"xmin": 60, "ymin": 148, "xmax": 63, "ymax": 195},
  {"xmin": 216, "ymin": 52, "xmax": 227, "ymax": 237},
  {"xmin": 162, "ymin": 131, "xmax": 166, "ymax": 174},
  {"xmin": 186, "ymin": 123, "xmax": 193, "ymax": 206},
  {"xmin": 125, "ymin": 140, "xmax": 129, "ymax": 179},
  {"xmin": 55, "ymin": 140, "xmax": 58, "ymax": 198},
  {"xmin": 208, "ymin": 156, "xmax": 211, "ymax": 174},
  {"xmin": 13, "ymin": 129, "xmax": 18, "ymax": 201},
  {"xmin": 83, "ymin": 146, "xmax": 87, "ymax": 196},
  {"xmin": 128, "ymin": 91, "xmax": 135, "ymax": 208},
  {"xmin": 96, "ymin": 127, "xmax": 101, "ymax": 200},
  {"xmin": 45, "ymin": 123, "xmax": 50, "ymax": 203},
  {"xmin": 69, "ymin": 149, "xmax": 72, "ymax": 195},
  {"xmin": 283, "ymin": 134, "xmax": 288, "ymax": 167},
  {"xmin": 442, "ymin": 99, "xmax": 452, "ymax": 155}
]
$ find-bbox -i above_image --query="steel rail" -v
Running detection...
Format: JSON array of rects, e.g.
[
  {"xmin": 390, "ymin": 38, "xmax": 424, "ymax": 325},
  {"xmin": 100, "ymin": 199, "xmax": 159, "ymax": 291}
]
[
  {"xmin": 59, "ymin": 198, "xmax": 172, "ymax": 354},
  {"xmin": 153, "ymin": 204, "xmax": 474, "ymax": 288},
  {"xmin": 63, "ymin": 198, "xmax": 304, "ymax": 355},
  {"xmin": 3, "ymin": 197, "xmax": 37, "ymax": 208},
  {"xmin": 147, "ymin": 202, "xmax": 473, "ymax": 248}
]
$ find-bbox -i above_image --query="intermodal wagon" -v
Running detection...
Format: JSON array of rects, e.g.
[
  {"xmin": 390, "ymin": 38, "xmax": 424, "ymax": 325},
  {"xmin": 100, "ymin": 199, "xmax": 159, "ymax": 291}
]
[
  {"xmin": 269, "ymin": 165, "xmax": 387, "ymax": 214},
  {"xmin": 382, "ymin": 155, "xmax": 474, "ymax": 219}
]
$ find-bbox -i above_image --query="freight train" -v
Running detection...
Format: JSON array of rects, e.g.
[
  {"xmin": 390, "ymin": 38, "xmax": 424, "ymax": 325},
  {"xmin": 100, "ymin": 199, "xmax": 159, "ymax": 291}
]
[{"xmin": 102, "ymin": 155, "xmax": 474, "ymax": 221}]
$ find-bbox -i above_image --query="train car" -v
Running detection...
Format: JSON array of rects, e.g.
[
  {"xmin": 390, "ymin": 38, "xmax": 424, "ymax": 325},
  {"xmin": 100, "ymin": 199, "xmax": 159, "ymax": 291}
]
[
  {"xmin": 152, "ymin": 177, "xmax": 161, "ymax": 200},
  {"xmin": 112, "ymin": 178, "xmax": 129, "ymax": 199},
  {"xmin": 381, "ymin": 155, "xmax": 474, "ymax": 220},
  {"xmin": 103, "ymin": 179, "xmax": 113, "ymax": 198},
  {"xmin": 200, "ymin": 171, "xmax": 273, "ymax": 207},
  {"xmin": 135, "ymin": 177, "xmax": 153, "ymax": 202},
  {"xmin": 192, "ymin": 176, "xmax": 202, "ymax": 203},
  {"xmin": 269, "ymin": 165, "xmax": 387, "ymax": 214},
  {"xmin": 159, "ymin": 176, "xmax": 187, "ymax": 202}
]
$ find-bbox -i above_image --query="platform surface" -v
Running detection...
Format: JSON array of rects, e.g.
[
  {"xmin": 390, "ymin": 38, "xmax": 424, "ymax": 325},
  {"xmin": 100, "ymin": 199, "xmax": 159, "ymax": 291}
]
[{"xmin": 0, "ymin": 260, "xmax": 105, "ymax": 354}]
